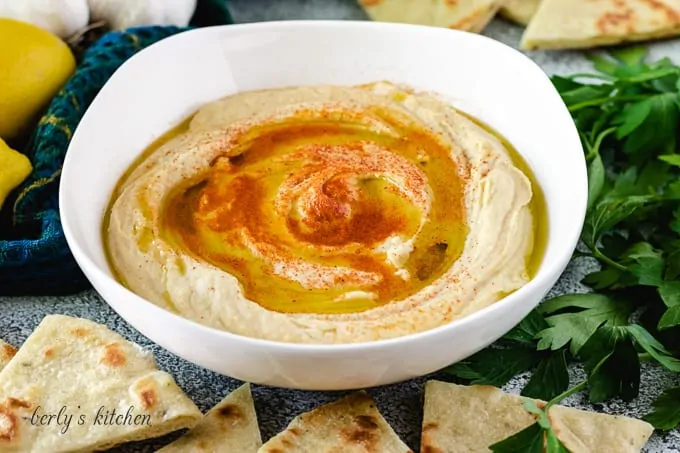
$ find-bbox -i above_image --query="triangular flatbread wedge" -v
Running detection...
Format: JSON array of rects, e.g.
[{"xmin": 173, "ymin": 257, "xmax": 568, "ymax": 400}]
[
  {"xmin": 547, "ymin": 405, "xmax": 654, "ymax": 453},
  {"xmin": 0, "ymin": 314, "xmax": 202, "ymax": 452},
  {"xmin": 421, "ymin": 380, "xmax": 654, "ymax": 453},
  {"xmin": 258, "ymin": 391, "xmax": 413, "ymax": 452},
  {"xmin": 157, "ymin": 383, "xmax": 262, "ymax": 452},
  {"xmin": 499, "ymin": 0, "xmax": 540, "ymax": 26},
  {"xmin": 0, "ymin": 339, "xmax": 17, "ymax": 372},
  {"xmin": 357, "ymin": 0, "xmax": 503, "ymax": 33},
  {"xmin": 520, "ymin": 0, "xmax": 680, "ymax": 50}
]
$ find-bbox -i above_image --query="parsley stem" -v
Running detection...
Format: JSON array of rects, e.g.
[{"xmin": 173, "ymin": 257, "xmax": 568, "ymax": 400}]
[
  {"xmin": 584, "ymin": 127, "xmax": 617, "ymax": 160},
  {"xmin": 585, "ymin": 243, "xmax": 629, "ymax": 272},
  {"xmin": 546, "ymin": 380, "xmax": 588, "ymax": 410},
  {"xmin": 639, "ymin": 352, "xmax": 653, "ymax": 362},
  {"xmin": 569, "ymin": 95, "xmax": 649, "ymax": 113},
  {"xmin": 593, "ymin": 249, "xmax": 628, "ymax": 271},
  {"xmin": 566, "ymin": 73, "xmax": 616, "ymax": 82}
]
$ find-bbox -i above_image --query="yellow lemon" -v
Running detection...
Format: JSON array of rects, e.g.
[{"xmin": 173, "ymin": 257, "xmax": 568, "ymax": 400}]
[
  {"xmin": 0, "ymin": 137, "xmax": 32, "ymax": 210},
  {"xmin": 0, "ymin": 18, "xmax": 76, "ymax": 141}
]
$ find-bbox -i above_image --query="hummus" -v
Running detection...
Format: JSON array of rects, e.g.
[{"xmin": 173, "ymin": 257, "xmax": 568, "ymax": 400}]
[{"xmin": 105, "ymin": 81, "xmax": 541, "ymax": 344}]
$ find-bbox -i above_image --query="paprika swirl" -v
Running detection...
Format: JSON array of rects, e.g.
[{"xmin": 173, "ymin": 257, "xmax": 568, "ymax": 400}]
[{"xmin": 105, "ymin": 82, "xmax": 542, "ymax": 343}]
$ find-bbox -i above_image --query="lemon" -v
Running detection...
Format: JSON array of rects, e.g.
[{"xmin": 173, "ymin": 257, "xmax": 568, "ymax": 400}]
[
  {"xmin": 0, "ymin": 18, "xmax": 76, "ymax": 141},
  {"xmin": 0, "ymin": 137, "xmax": 32, "ymax": 210}
]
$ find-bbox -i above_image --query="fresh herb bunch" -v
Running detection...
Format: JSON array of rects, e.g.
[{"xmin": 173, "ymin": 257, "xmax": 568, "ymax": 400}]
[{"xmin": 445, "ymin": 46, "xmax": 680, "ymax": 450}]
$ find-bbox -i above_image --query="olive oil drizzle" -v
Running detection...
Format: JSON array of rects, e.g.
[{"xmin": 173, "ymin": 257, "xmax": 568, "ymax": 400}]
[{"xmin": 161, "ymin": 114, "xmax": 468, "ymax": 314}]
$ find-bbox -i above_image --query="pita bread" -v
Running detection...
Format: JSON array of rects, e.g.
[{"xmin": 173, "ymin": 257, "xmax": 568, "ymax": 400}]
[
  {"xmin": 0, "ymin": 339, "xmax": 17, "ymax": 372},
  {"xmin": 258, "ymin": 391, "xmax": 413, "ymax": 452},
  {"xmin": 157, "ymin": 383, "xmax": 262, "ymax": 452},
  {"xmin": 520, "ymin": 0, "xmax": 680, "ymax": 50},
  {"xmin": 0, "ymin": 314, "xmax": 202, "ymax": 452},
  {"xmin": 421, "ymin": 380, "xmax": 654, "ymax": 453},
  {"xmin": 499, "ymin": 0, "xmax": 540, "ymax": 25},
  {"xmin": 357, "ymin": 0, "xmax": 503, "ymax": 33}
]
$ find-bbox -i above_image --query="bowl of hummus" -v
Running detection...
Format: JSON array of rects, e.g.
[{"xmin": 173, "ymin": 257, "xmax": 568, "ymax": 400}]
[{"xmin": 60, "ymin": 21, "xmax": 587, "ymax": 390}]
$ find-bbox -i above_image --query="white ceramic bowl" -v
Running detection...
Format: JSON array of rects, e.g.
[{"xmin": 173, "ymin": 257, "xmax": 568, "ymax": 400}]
[{"xmin": 60, "ymin": 20, "xmax": 586, "ymax": 390}]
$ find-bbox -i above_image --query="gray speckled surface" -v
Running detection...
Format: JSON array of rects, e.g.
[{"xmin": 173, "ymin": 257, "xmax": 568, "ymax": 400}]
[{"xmin": 3, "ymin": 0, "xmax": 680, "ymax": 451}]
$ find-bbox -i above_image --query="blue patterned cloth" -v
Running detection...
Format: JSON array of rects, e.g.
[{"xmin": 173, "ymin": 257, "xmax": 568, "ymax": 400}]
[{"xmin": 0, "ymin": 26, "xmax": 194, "ymax": 296}]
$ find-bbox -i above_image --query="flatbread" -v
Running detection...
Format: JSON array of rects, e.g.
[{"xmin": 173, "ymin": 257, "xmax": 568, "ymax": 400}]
[
  {"xmin": 0, "ymin": 339, "xmax": 17, "ymax": 372},
  {"xmin": 0, "ymin": 314, "xmax": 202, "ymax": 452},
  {"xmin": 258, "ymin": 391, "xmax": 413, "ymax": 452},
  {"xmin": 520, "ymin": 0, "xmax": 680, "ymax": 50},
  {"xmin": 421, "ymin": 380, "xmax": 654, "ymax": 453},
  {"xmin": 499, "ymin": 0, "xmax": 540, "ymax": 25},
  {"xmin": 357, "ymin": 0, "xmax": 503, "ymax": 33},
  {"xmin": 548, "ymin": 404, "xmax": 654, "ymax": 453},
  {"xmin": 157, "ymin": 383, "xmax": 262, "ymax": 452}
]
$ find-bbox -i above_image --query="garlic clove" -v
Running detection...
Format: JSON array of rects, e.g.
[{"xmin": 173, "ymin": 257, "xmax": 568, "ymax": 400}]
[
  {"xmin": 0, "ymin": 0, "xmax": 90, "ymax": 39},
  {"xmin": 87, "ymin": 0, "xmax": 198, "ymax": 30}
]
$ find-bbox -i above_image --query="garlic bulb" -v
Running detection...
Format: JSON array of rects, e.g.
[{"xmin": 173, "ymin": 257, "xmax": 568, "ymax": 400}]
[
  {"xmin": 87, "ymin": 0, "xmax": 197, "ymax": 30},
  {"xmin": 0, "ymin": 0, "xmax": 90, "ymax": 38}
]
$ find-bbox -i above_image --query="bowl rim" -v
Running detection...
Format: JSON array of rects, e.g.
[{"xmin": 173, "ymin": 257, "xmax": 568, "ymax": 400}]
[{"xmin": 60, "ymin": 19, "xmax": 587, "ymax": 353}]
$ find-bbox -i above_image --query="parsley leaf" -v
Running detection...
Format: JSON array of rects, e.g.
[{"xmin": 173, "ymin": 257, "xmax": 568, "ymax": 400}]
[
  {"xmin": 609, "ymin": 45, "xmax": 648, "ymax": 68},
  {"xmin": 585, "ymin": 54, "xmax": 620, "ymax": 76},
  {"xmin": 619, "ymin": 93, "xmax": 679, "ymax": 155},
  {"xmin": 582, "ymin": 195, "xmax": 658, "ymax": 248},
  {"xmin": 579, "ymin": 326, "xmax": 640, "ymax": 402},
  {"xmin": 620, "ymin": 242, "xmax": 665, "ymax": 286},
  {"xmin": 658, "ymin": 305, "xmax": 680, "ymax": 330},
  {"xmin": 587, "ymin": 153, "xmax": 606, "ymax": 209},
  {"xmin": 442, "ymin": 347, "xmax": 538, "ymax": 388},
  {"xmin": 665, "ymin": 250, "xmax": 680, "ymax": 280},
  {"xmin": 657, "ymin": 281, "xmax": 680, "ymax": 329},
  {"xmin": 581, "ymin": 267, "xmax": 627, "ymax": 290},
  {"xmin": 445, "ymin": 311, "xmax": 569, "ymax": 400},
  {"xmin": 535, "ymin": 293, "xmax": 630, "ymax": 355},
  {"xmin": 626, "ymin": 324, "xmax": 680, "ymax": 372},
  {"xmin": 560, "ymin": 84, "xmax": 613, "ymax": 108},
  {"xmin": 502, "ymin": 309, "xmax": 549, "ymax": 345},
  {"xmin": 659, "ymin": 281, "xmax": 680, "ymax": 307},
  {"xmin": 645, "ymin": 387, "xmax": 680, "ymax": 430},
  {"xmin": 521, "ymin": 349, "xmax": 569, "ymax": 401},
  {"xmin": 659, "ymin": 154, "xmax": 680, "ymax": 167},
  {"xmin": 489, "ymin": 400, "xmax": 571, "ymax": 453},
  {"xmin": 489, "ymin": 422, "xmax": 545, "ymax": 453},
  {"xmin": 523, "ymin": 399, "xmax": 571, "ymax": 453},
  {"xmin": 444, "ymin": 312, "xmax": 546, "ymax": 386}
]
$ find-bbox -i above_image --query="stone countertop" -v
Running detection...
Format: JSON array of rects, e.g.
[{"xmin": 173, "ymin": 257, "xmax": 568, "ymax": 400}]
[{"xmin": 2, "ymin": 0, "xmax": 680, "ymax": 451}]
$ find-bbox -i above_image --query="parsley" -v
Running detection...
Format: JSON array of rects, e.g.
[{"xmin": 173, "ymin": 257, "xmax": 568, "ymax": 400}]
[
  {"xmin": 535, "ymin": 294, "xmax": 630, "ymax": 355},
  {"xmin": 645, "ymin": 387, "xmax": 680, "ymax": 430},
  {"xmin": 444, "ymin": 46, "xmax": 680, "ymax": 444},
  {"xmin": 445, "ymin": 311, "xmax": 570, "ymax": 401},
  {"xmin": 578, "ymin": 325, "xmax": 639, "ymax": 402},
  {"xmin": 489, "ymin": 382, "xmax": 589, "ymax": 453}
]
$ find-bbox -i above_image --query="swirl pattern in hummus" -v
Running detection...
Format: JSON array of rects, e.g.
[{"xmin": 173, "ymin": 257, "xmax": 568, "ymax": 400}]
[{"xmin": 106, "ymin": 82, "xmax": 537, "ymax": 344}]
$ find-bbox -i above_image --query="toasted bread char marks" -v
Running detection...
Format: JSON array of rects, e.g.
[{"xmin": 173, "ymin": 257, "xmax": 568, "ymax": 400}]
[
  {"xmin": 0, "ymin": 339, "xmax": 17, "ymax": 372},
  {"xmin": 421, "ymin": 380, "xmax": 654, "ymax": 453},
  {"xmin": 102, "ymin": 342, "xmax": 127, "ymax": 367},
  {"xmin": 0, "ymin": 339, "xmax": 18, "ymax": 443},
  {"xmin": 0, "ymin": 398, "xmax": 31, "ymax": 442},
  {"xmin": 157, "ymin": 383, "xmax": 263, "ymax": 452},
  {"xmin": 258, "ymin": 391, "xmax": 412, "ymax": 452},
  {"xmin": 521, "ymin": 0, "xmax": 680, "ymax": 50},
  {"xmin": 216, "ymin": 403, "xmax": 242, "ymax": 420},
  {"xmin": 0, "ymin": 314, "xmax": 202, "ymax": 453}
]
